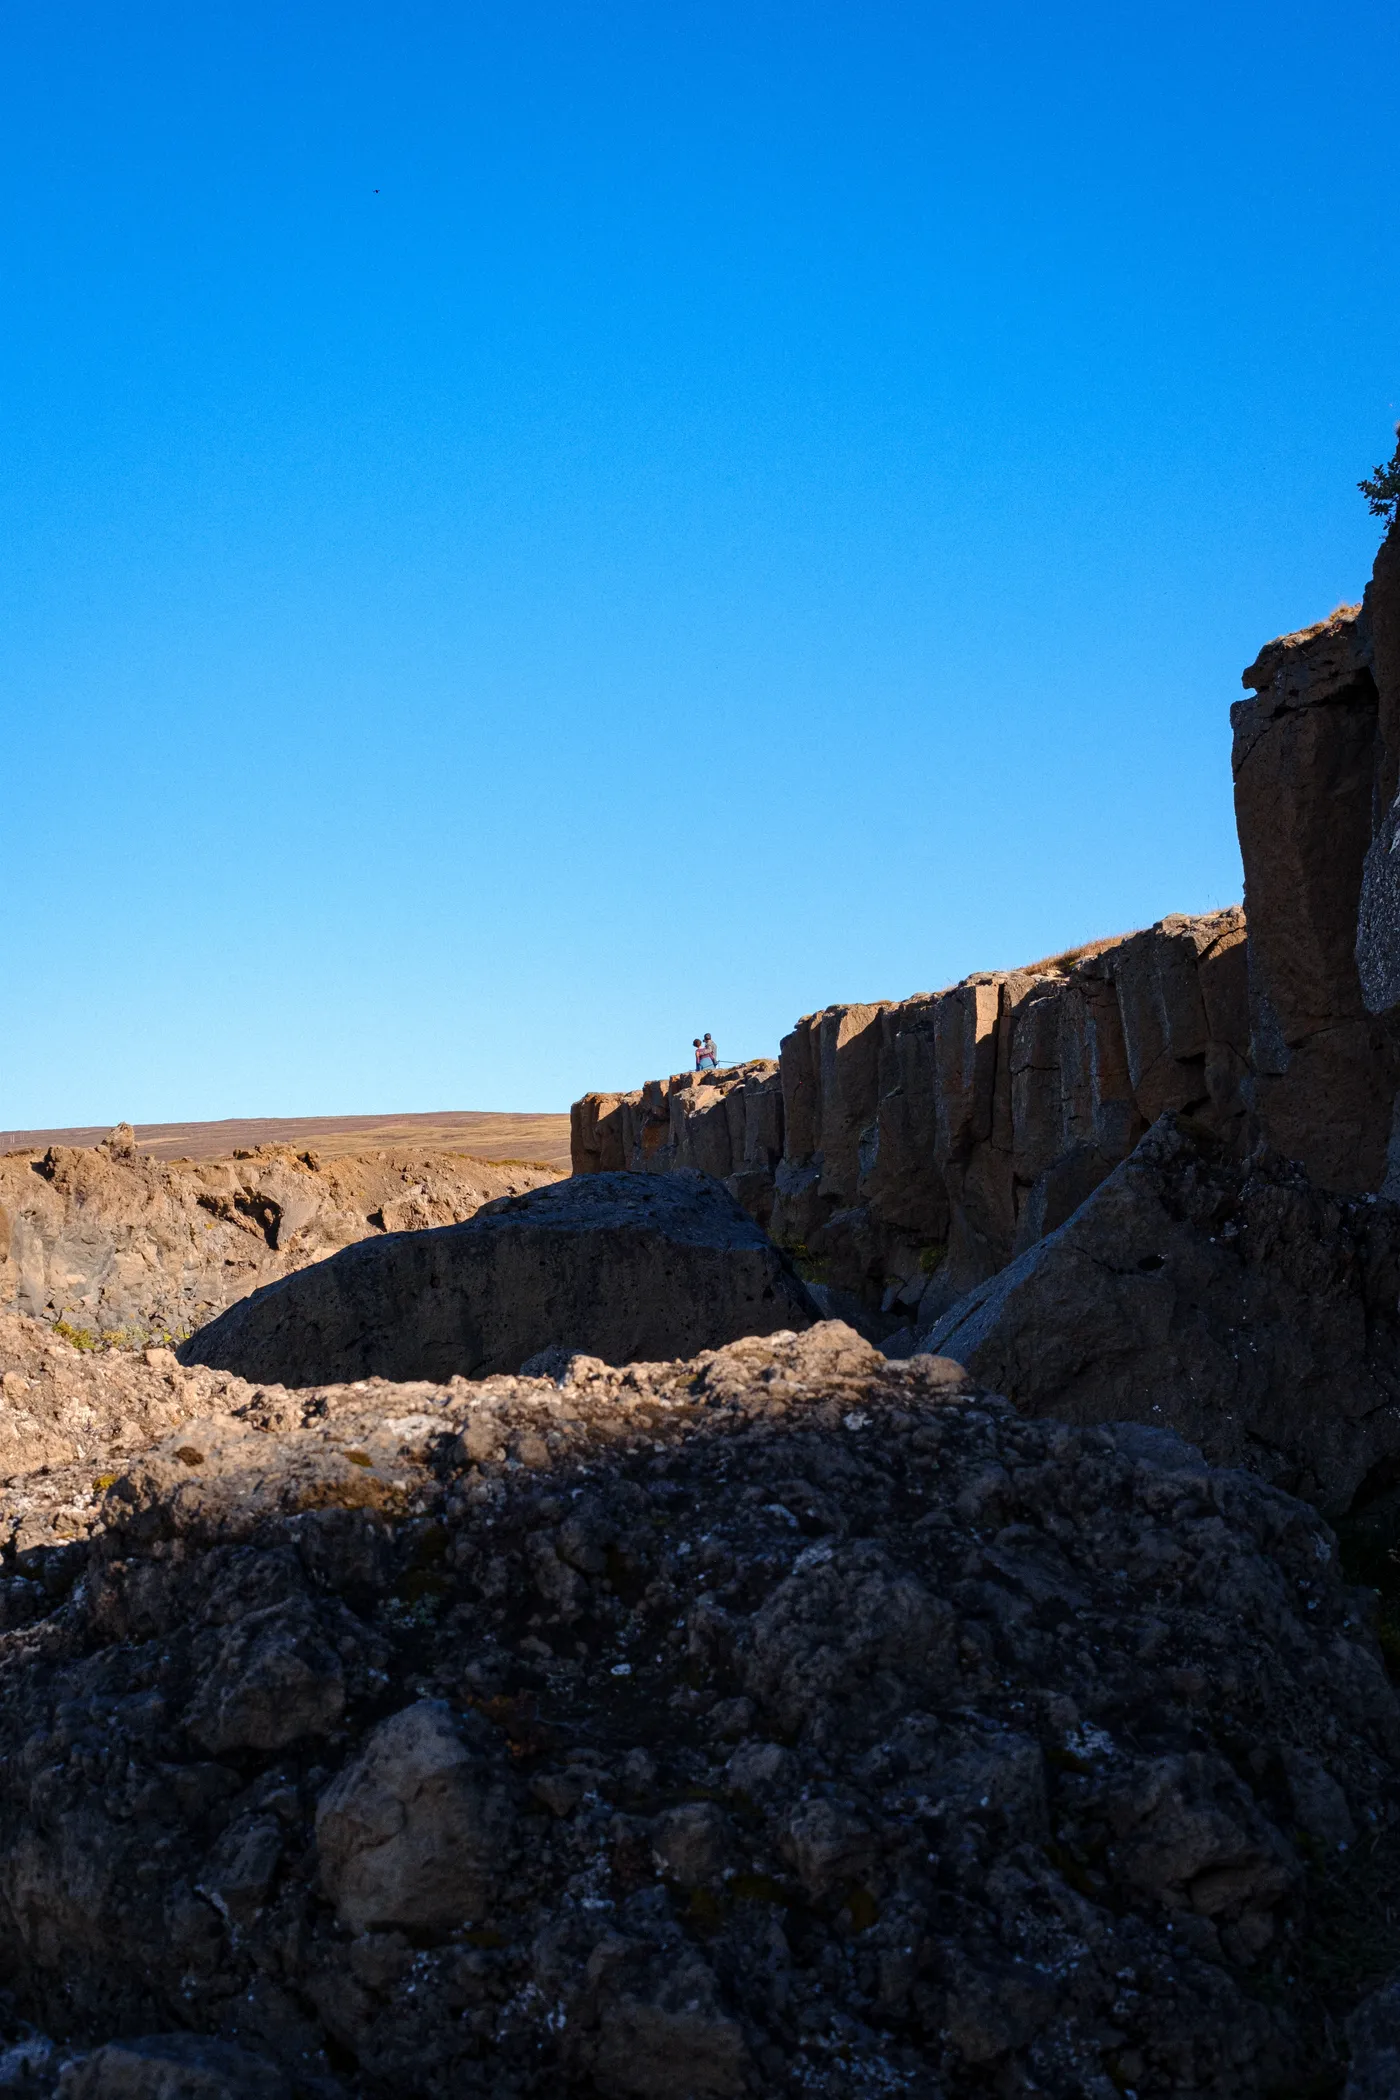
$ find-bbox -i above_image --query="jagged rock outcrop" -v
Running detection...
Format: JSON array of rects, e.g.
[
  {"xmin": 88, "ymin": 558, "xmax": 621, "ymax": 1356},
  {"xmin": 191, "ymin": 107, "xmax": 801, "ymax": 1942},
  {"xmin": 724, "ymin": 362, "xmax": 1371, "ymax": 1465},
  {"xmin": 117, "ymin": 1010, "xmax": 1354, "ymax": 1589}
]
[
  {"xmin": 0, "ymin": 1131, "xmax": 558, "ymax": 1343},
  {"xmin": 920, "ymin": 1114, "xmax": 1400, "ymax": 1515},
  {"xmin": 899, "ymin": 523, "xmax": 1400, "ymax": 1506},
  {"xmin": 571, "ymin": 1063, "xmax": 786, "ymax": 1229},
  {"xmin": 180, "ymin": 1172, "xmax": 818, "ymax": 1388},
  {"xmin": 574, "ymin": 912, "xmax": 1250, "ymax": 1319},
  {"xmin": 0, "ymin": 1316, "xmax": 1394, "ymax": 2094}
]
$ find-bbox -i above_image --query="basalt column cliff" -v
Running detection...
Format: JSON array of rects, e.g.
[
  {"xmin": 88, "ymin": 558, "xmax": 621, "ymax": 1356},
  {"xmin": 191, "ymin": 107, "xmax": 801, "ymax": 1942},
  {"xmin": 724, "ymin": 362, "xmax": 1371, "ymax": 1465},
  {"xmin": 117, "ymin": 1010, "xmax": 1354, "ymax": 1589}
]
[
  {"xmin": 573, "ymin": 911, "xmax": 1250, "ymax": 1328},
  {"xmin": 573, "ymin": 520, "xmax": 1400, "ymax": 1331}
]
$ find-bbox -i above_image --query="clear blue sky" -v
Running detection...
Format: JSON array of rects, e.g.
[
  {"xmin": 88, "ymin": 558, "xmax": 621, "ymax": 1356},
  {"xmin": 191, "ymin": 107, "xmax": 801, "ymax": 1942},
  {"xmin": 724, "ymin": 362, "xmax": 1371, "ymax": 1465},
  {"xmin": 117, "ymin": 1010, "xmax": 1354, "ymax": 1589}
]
[{"xmin": 3, "ymin": 1, "xmax": 1397, "ymax": 1125}]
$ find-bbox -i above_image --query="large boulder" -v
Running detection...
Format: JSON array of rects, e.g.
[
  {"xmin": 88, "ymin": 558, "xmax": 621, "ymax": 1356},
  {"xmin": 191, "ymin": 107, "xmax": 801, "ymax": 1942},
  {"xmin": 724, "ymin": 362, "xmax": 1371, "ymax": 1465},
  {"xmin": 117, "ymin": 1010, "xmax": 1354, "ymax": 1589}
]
[
  {"xmin": 922, "ymin": 1114, "xmax": 1400, "ymax": 1513},
  {"xmin": 315, "ymin": 1701, "xmax": 515, "ymax": 1933},
  {"xmin": 180, "ymin": 1170, "xmax": 818, "ymax": 1387}
]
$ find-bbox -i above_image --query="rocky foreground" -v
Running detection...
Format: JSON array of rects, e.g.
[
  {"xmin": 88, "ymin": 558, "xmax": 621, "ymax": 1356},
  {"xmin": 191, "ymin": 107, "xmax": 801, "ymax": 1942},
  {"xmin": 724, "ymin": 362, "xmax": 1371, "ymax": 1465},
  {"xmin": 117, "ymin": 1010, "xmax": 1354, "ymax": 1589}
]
[{"xmin": 0, "ymin": 1317, "xmax": 1397, "ymax": 2095}]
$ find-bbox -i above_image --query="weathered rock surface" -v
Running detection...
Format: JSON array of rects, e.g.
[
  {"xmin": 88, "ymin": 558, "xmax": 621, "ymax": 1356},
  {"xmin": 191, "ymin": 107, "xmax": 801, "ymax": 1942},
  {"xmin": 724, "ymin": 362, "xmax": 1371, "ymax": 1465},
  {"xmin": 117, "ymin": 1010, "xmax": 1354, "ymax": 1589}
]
[
  {"xmin": 180, "ymin": 1172, "xmax": 818, "ymax": 1388},
  {"xmin": 0, "ymin": 1130, "xmax": 559, "ymax": 1344},
  {"xmin": 1233, "ymin": 600, "xmax": 1398, "ymax": 1194},
  {"xmin": 1345, "ymin": 1971, "xmax": 1400, "ymax": 2100},
  {"xmin": 573, "ymin": 912, "xmax": 1250, "ymax": 1320},
  {"xmin": 0, "ymin": 1312, "xmax": 222, "ymax": 1486},
  {"xmin": 922, "ymin": 1114, "xmax": 1400, "ymax": 1514},
  {"xmin": 1229, "ymin": 518, "xmax": 1400, "ymax": 1201},
  {"xmin": 316, "ymin": 1701, "xmax": 516, "ymax": 1933},
  {"xmin": 0, "ymin": 1317, "xmax": 1394, "ymax": 2095},
  {"xmin": 55, "ymin": 2035, "xmax": 292, "ymax": 2099}
]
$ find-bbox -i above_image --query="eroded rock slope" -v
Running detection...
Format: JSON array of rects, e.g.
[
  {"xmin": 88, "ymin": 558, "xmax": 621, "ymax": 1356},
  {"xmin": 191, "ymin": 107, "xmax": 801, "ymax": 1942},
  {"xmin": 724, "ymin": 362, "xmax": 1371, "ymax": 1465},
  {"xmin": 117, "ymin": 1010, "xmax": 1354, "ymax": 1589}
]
[
  {"xmin": 0, "ymin": 1128, "xmax": 559, "ymax": 1344},
  {"xmin": 0, "ymin": 1318, "xmax": 1394, "ymax": 2096}
]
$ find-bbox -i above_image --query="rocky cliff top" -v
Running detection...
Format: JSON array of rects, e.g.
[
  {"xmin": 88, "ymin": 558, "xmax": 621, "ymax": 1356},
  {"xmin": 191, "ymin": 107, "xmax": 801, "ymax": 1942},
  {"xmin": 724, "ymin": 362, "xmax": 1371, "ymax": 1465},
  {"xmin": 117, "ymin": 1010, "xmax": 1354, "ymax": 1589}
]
[
  {"xmin": 1240, "ymin": 600, "xmax": 1368, "ymax": 704},
  {"xmin": 0, "ymin": 1111, "xmax": 573, "ymax": 1170}
]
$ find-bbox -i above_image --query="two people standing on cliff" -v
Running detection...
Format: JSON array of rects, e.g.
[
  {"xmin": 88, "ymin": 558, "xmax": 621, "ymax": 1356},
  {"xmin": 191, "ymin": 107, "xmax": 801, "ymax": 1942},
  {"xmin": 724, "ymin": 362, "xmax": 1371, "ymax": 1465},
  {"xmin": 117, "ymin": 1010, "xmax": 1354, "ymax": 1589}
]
[{"xmin": 693, "ymin": 1033, "xmax": 719, "ymax": 1071}]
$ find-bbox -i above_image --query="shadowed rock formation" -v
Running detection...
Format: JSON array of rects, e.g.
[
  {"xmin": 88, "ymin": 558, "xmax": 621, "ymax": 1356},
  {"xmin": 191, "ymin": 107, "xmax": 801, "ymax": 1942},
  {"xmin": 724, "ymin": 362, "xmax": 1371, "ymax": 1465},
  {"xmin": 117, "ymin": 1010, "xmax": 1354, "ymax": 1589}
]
[
  {"xmin": 55, "ymin": 2035, "xmax": 293, "ymax": 2098},
  {"xmin": 1346, "ymin": 1973, "xmax": 1400, "ymax": 2100},
  {"xmin": 901, "ymin": 524, "xmax": 1400, "ymax": 1516},
  {"xmin": 1229, "ymin": 519, "xmax": 1400, "ymax": 1198},
  {"xmin": 921, "ymin": 1114, "xmax": 1400, "ymax": 1515},
  {"xmin": 180, "ymin": 1171, "xmax": 818, "ymax": 1387},
  {"xmin": 1357, "ymin": 522, "xmax": 1400, "ymax": 1031}
]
